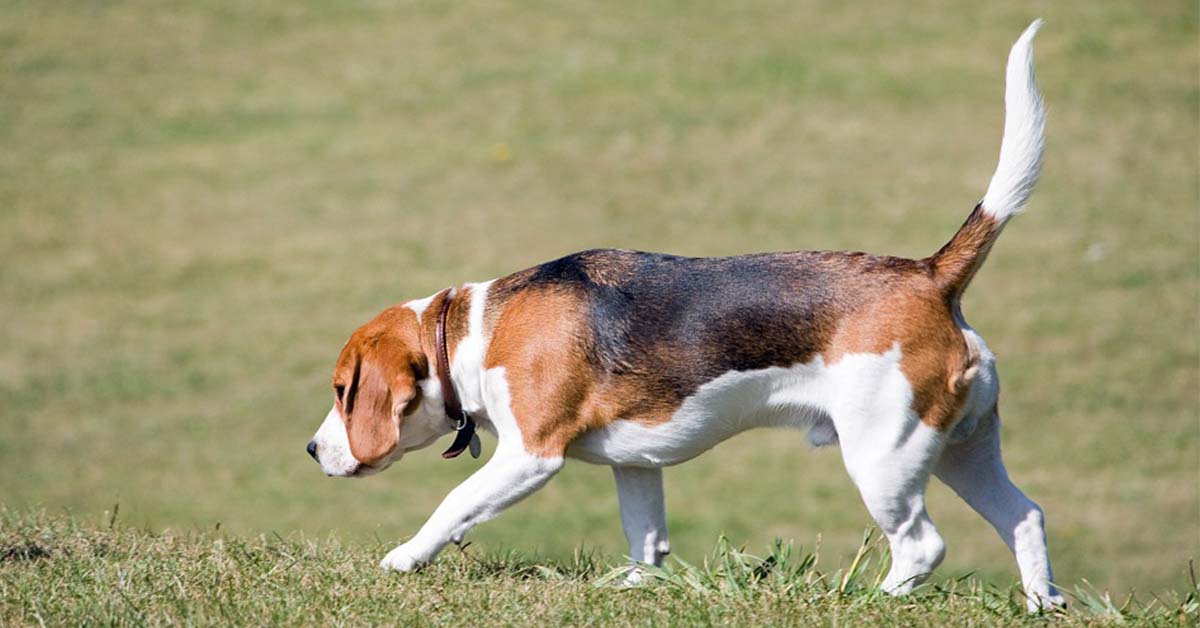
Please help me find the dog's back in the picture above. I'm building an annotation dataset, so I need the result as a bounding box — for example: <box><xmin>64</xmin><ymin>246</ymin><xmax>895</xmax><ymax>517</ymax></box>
<box><xmin>487</xmin><ymin>247</ymin><xmax>970</xmax><ymax>425</ymax></box>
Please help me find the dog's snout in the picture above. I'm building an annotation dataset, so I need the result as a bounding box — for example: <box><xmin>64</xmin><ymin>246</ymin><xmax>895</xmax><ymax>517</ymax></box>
<box><xmin>306</xmin><ymin>440</ymin><xmax>318</xmax><ymax>461</ymax></box>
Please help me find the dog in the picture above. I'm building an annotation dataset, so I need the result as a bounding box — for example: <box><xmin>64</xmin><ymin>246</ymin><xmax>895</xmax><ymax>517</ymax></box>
<box><xmin>307</xmin><ymin>20</ymin><xmax>1063</xmax><ymax>610</ymax></box>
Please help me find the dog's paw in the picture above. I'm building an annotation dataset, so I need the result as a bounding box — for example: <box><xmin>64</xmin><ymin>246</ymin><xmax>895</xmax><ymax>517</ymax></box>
<box><xmin>1026</xmin><ymin>589</ymin><xmax>1067</xmax><ymax>613</ymax></box>
<box><xmin>380</xmin><ymin>544</ymin><xmax>424</xmax><ymax>573</ymax></box>
<box><xmin>618</xmin><ymin>566</ymin><xmax>646</xmax><ymax>588</ymax></box>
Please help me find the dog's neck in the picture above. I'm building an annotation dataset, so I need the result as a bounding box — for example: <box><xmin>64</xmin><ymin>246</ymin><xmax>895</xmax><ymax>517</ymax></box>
<box><xmin>416</xmin><ymin>283</ymin><xmax>490</xmax><ymax>425</ymax></box>
<box><xmin>434</xmin><ymin>288</ymin><xmax>477</xmax><ymax>458</ymax></box>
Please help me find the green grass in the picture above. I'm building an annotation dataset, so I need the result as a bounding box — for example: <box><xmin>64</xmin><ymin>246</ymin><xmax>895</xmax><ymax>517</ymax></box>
<box><xmin>2</xmin><ymin>510</ymin><xmax>1195</xmax><ymax>626</ymax></box>
<box><xmin>1</xmin><ymin>0</ymin><xmax>1197</xmax><ymax>624</ymax></box>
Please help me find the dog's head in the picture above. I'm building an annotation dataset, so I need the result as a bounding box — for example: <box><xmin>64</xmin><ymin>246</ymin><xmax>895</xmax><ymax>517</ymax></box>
<box><xmin>306</xmin><ymin>303</ymin><xmax>449</xmax><ymax>477</ymax></box>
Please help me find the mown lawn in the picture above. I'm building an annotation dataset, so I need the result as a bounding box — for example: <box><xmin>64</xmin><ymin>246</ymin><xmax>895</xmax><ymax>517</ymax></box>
<box><xmin>0</xmin><ymin>0</ymin><xmax>1196</xmax><ymax>621</ymax></box>
<box><xmin>2</xmin><ymin>511</ymin><xmax>1196</xmax><ymax>626</ymax></box>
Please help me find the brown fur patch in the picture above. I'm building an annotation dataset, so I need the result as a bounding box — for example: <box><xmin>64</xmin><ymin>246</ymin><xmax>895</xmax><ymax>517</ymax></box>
<box><xmin>417</xmin><ymin>287</ymin><xmax>472</xmax><ymax>365</ymax></box>
<box><xmin>484</xmin><ymin>288</ymin><xmax>596</xmax><ymax>457</ymax></box>
<box><xmin>824</xmin><ymin>277</ymin><xmax>977</xmax><ymax>431</ymax></box>
<box><xmin>928</xmin><ymin>205</ymin><xmax>1002</xmax><ymax>299</ymax></box>
<box><xmin>333</xmin><ymin>305</ymin><xmax>427</xmax><ymax>465</ymax></box>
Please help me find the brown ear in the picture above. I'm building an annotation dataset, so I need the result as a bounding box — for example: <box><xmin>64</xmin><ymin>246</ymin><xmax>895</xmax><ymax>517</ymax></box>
<box><xmin>344</xmin><ymin>355</ymin><xmax>416</xmax><ymax>465</ymax></box>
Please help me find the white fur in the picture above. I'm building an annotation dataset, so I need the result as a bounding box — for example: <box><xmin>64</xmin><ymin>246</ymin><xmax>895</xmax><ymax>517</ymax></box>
<box><xmin>981</xmin><ymin>19</ymin><xmax>1046</xmax><ymax>223</ymax></box>
<box><xmin>567</xmin><ymin>349</ymin><xmax>904</xmax><ymax>467</ymax></box>
<box><xmin>312</xmin><ymin>406</ymin><xmax>359</xmax><ymax>476</ymax></box>
<box><xmin>451</xmin><ymin>280</ymin><xmax>494</xmax><ymax>418</ymax></box>
<box><xmin>612</xmin><ymin>466</ymin><xmax>670</xmax><ymax>584</ymax></box>
<box><xmin>404</xmin><ymin>293</ymin><xmax>437</xmax><ymax>322</ymax></box>
<box><xmin>936</xmin><ymin>409</ymin><xmax>1064</xmax><ymax>610</ymax></box>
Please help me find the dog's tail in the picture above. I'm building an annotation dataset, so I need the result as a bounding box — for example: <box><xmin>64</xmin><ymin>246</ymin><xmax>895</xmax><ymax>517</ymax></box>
<box><xmin>929</xmin><ymin>19</ymin><xmax>1045</xmax><ymax>299</ymax></box>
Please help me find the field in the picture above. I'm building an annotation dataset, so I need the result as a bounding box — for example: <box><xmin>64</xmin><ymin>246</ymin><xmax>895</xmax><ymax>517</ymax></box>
<box><xmin>3</xmin><ymin>511</ymin><xmax>1197</xmax><ymax>626</ymax></box>
<box><xmin>1</xmin><ymin>1</ymin><xmax>1197</xmax><ymax>625</ymax></box>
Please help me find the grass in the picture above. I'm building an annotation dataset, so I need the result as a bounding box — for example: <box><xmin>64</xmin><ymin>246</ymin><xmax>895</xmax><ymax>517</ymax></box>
<box><xmin>0</xmin><ymin>0</ymin><xmax>1197</xmax><ymax>624</ymax></box>
<box><xmin>2</xmin><ymin>510</ymin><xmax>1196</xmax><ymax>626</ymax></box>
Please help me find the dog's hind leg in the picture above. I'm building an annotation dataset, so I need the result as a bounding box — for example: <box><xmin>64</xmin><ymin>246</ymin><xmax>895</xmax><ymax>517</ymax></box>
<box><xmin>934</xmin><ymin>409</ymin><xmax>1064</xmax><ymax>611</ymax></box>
<box><xmin>837</xmin><ymin>415</ymin><xmax>948</xmax><ymax>595</ymax></box>
<box><xmin>612</xmin><ymin>466</ymin><xmax>670</xmax><ymax>584</ymax></box>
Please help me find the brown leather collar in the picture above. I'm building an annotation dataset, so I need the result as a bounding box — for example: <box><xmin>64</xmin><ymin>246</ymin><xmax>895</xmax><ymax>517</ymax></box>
<box><xmin>435</xmin><ymin>289</ymin><xmax>478</xmax><ymax>459</ymax></box>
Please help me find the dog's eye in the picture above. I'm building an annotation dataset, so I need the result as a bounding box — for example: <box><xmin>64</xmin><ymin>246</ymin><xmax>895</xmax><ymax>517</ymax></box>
<box><xmin>334</xmin><ymin>385</ymin><xmax>346</xmax><ymax>402</ymax></box>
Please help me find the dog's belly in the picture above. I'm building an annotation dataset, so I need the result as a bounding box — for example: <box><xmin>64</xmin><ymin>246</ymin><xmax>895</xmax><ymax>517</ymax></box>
<box><xmin>567</xmin><ymin>361</ymin><xmax>839</xmax><ymax>467</ymax></box>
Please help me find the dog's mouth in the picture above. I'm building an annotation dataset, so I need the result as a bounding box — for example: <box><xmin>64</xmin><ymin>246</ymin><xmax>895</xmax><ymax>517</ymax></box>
<box><xmin>317</xmin><ymin>460</ymin><xmax>371</xmax><ymax>478</ymax></box>
<box><xmin>315</xmin><ymin>448</ymin><xmax>400</xmax><ymax>478</ymax></box>
<box><xmin>341</xmin><ymin>459</ymin><xmax>392</xmax><ymax>478</ymax></box>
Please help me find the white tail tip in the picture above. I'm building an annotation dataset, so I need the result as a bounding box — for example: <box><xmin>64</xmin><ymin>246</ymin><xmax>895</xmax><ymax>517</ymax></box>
<box><xmin>980</xmin><ymin>19</ymin><xmax>1046</xmax><ymax>222</ymax></box>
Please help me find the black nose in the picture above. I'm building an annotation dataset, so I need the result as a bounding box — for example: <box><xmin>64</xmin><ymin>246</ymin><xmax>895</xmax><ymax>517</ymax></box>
<box><xmin>306</xmin><ymin>440</ymin><xmax>318</xmax><ymax>461</ymax></box>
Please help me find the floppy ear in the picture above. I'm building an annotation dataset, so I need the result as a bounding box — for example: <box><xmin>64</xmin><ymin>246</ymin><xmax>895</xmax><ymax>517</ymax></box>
<box><xmin>344</xmin><ymin>355</ymin><xmax>417</xmax><ymax>465</ymax></box>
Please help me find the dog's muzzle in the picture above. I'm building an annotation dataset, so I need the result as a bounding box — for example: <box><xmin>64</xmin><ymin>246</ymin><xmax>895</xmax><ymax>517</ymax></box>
<box><xmin>308</xmin><ymin>405</ymin><xmax>365</xmax><ymax>477</ymax></box>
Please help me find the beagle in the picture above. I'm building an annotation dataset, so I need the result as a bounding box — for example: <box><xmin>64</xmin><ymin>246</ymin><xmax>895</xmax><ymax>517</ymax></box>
<box><xmin>307</xmin><ymin>21</ymin><xmax>1063</xmax><ymax>610</ymax></box>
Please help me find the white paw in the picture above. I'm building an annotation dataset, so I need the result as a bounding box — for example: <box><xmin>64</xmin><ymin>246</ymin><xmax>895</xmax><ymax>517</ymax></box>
<box><xmin>1026</xmin><ymin>590</ymin><xmax>1067</xmax><ymax>613</ymax></box>
<box><xmin>619</xmin><ymin>566</ymin><xmax>646</xmax><ymax>588</ymax></box>
<box><xmin>379</xmin><ymin>544</ymin><xmax>424</xmax><ymax>573</ymax></box>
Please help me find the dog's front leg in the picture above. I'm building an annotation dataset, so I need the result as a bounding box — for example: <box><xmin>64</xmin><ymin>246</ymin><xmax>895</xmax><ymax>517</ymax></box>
<box><xmin>380</xmin><ymin>446</ymin><xmax>563</xmax><ymax>572</ymax></box>
<box><xmin>612</xmin><ymin>465</ymin><xmax>669</xmax><ymax>584</ymax></box>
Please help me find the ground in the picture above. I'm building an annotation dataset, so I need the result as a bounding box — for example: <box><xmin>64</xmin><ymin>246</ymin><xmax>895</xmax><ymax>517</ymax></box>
<box><xmin>2</xmin><ymin>511</ymin><xmax>1195</xmax><ymax>625</ymax></box>
<box><xmin>0</xmin><ymin>1</ymin><xmax>1196</xmax><ymax>625</ymax></box>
